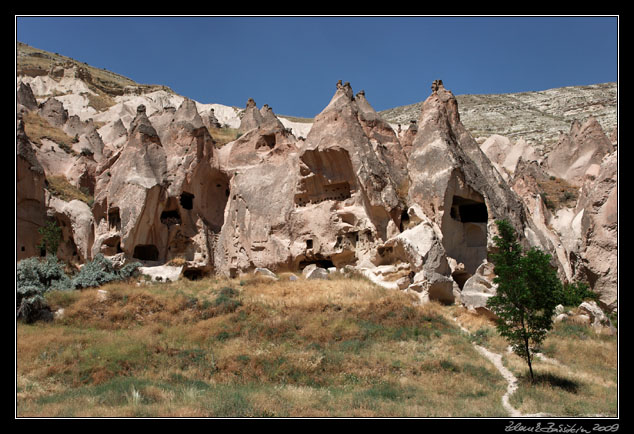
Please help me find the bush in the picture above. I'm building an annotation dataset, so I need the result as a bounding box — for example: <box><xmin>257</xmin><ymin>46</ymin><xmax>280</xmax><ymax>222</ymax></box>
<box><xmin>38</xmin><ymin>220</ymin><xmax>62</xmax><ymax>256</ymax></box>
<box><xmin>72</xmin><ymin>254</ymin><xmax>141</xmax><ymax>289</ymax></box>
<box><xmin>16</xmin><ymin>256</ymin><xmax>72</xmax><ymax>323</ymax></box>
<box><xmin>558</xmin><ymin>281</ymin><xmax>598</xmax><ymax>307</ymax></box>
<box><xmin>16</xmin><ymin>254</ymin><xmax>141</xmax><ymax>322</ymax></box>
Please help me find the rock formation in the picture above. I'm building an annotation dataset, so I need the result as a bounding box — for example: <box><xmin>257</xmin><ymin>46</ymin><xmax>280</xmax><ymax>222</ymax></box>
<box><xmin>15</xmin><ymin>54</ymin><xmax>618</xmax><ymax>313</ymax></box>
<box><xmin>546</xmin><ymin>116</ymin><xmax>614</xmax><ymax>186</ymax></box>
<box><xmin>16</xmin><ymin>116</ymin><xmax>47</xmax><ymax>260</ymax></box>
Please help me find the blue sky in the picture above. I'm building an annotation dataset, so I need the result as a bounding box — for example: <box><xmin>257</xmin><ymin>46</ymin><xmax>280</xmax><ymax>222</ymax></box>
<box><xmin>16</xmin><ymin>16</ymin><xmax>618</xmax><ymax>118</ymax></box>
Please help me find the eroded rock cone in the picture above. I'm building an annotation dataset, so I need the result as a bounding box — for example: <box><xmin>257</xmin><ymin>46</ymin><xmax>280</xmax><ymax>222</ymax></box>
<box><xmin>546</xmin><ymin>116</ymin><xmax>614</xmax><ymax>186</ymax></box>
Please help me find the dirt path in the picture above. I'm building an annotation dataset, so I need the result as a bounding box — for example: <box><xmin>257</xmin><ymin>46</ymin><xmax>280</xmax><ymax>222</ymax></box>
<box><xmin>453</xmin><ymin>319</ymin><xmax>551</xmax><ymax>418</ymax></box>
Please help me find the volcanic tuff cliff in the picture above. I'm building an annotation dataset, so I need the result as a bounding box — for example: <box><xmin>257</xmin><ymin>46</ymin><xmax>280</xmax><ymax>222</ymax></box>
<box><xmin>15</xmin><ymin>42</ymin><xmax>618</xmax><ymax>311</ymax></box>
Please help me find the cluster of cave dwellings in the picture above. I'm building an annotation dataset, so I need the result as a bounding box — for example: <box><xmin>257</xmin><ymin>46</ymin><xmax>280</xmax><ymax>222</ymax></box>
<box><xmin>295</xmin><ymin>181</ymin><xmax>352</xmax><ymax>207</ymax></box>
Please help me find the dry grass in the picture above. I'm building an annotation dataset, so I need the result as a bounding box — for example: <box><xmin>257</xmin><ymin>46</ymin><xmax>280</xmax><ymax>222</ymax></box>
<box><xmin>45</xmin><ymin>175</ymin><xmax>93</xmax><ymax>205</ymax></box>
<box><xmin>22</xmin><ymin>111</ymin><xmax>76</xmax><ymax>152</ymax></box>
<box><xmin>16</xmin><ymin>274</ymin><xmax>616</xmax><ymax>418</ymax></box>
<box><xmin>208</xmin><ymin>126</ymin><xmax>241</xmax><ymax>147</ymax></box>
<box><xmin>537</xmin><ymin>176</ymin><xmax>579</xmax><ymax>210</ymax></box>
<box><xmin>83</xmin><ymin>90</ymin><xmax>116</xmax><ymax>112</ymax></box>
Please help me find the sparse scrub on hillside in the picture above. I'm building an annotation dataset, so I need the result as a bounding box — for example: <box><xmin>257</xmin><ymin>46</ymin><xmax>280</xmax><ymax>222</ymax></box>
<box><xmin>45</xmin><ymin>176</ymin><xmax>93</xmax><ymax>205</ymax></box>
<box><xmin>16</xmin><ymin>254</ymin><xmax>141</xmax><ymax>323</ymax></box>
<box><xmin>83</xmin><ymin>90</ymin><xmax>116</xmax><ymax>112</ymax></box>
<box><xmin>22</xmin><ymin>111</ymin><xmax>76</xmax><ymax>151</ymax></box>
<box><xmin>208</xmin><ymin>126</ymin><xmax>241</xmax><ymax>147</ymax></box>
<box><xmin>16</xmin><ymin>275</ymin><xmax>520</xmax><ymax>417</ymax></box>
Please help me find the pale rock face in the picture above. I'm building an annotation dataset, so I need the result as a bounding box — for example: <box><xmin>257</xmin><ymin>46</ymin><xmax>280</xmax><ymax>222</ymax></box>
<box><xmin>546</xmin><ymin>116</ymin><xmax>614</xmax><ymax>186</ymax></box>
<box><xmin>569</xmin><ymin>152</ymin><xmax>617</xmax><ymax>310</ymax></box>
<box><xmin>91</xmin><ymin>101</ymin><xmax>229</xmax><ymax>277</ymax></box>
<box><xmin>213</xmin><ymin>82</ymin><xmax>406</xmax><ymax>278</ymax></box>
<box><xmin>480</xmin><ymin>134</ymin><xmax>539</xmax><ymax>181</ymax></box>
<box><xmin>407</xmin><ymin>80</ymin><xmax>528</xmax><ymax>280</ymax></box>
<box><xmin>16</xmin><ymin>118</ymin><xmax>47</xmax><ymax>260</ymax></box>
<box><xmin>46</xmin><ymin>195</ymin><xmax>94</xmax><ymax>264</ymax></box>
<box><xmin>238</xmin><ymin>98</ymin><xmax>266</xmax><ymax>134</ymax></box>
<box><xmin>460</xmin><ymin>261</ymin><xmax>498</xmax><ymax>311</ymax></box>
<box><xmin>17</xmin><ymin>81</ymin><xmax>38</xmax><ymax>112</ymax></box>
<box><xmin>38</xmin><ymin>97</ymin><xmax>69</xmax><ymax>128</ymax></box>
<box><xmin>15</xmin><ymin>64</ymin><xmax>617</xmax><ymax>313</ymax></box>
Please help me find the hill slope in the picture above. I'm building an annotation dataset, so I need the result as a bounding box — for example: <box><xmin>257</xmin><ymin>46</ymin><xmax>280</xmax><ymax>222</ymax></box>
<box><xmin>379</xmin><ymin>82</ymin><xmax>617</xmax><ymax>149</ymax></box>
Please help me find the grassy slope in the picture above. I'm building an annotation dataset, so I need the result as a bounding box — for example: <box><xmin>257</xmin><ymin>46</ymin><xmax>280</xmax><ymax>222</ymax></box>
<box><xmin>16</xmin><ymin>273</ymin><xmax>616</xmax><ymax>418</ymax></box>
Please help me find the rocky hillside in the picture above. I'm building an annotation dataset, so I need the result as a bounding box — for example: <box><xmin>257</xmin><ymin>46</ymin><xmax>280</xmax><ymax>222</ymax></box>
<box><xmin>16</xmin><ymin>42</ymin><xmax>618</xmax><ymax>313</ymax></box>
<box><xmin>380</xmin><ymin>82</ymin><xmax>617</xmax><ymax>150</ymax></box>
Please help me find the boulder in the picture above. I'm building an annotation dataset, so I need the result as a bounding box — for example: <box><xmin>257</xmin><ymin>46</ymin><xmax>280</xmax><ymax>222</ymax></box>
<box><xmin>138</xmin><ymin>264</ymin><xmax>184</xmax><ymax>282</ymax></box>
<box><xmin>460</xmin><ymin>261</ymin><xmax>497</xmax><ymax>311</ymax></box>
<box><xmin>302</xmin><ymin>264</ymin><xmax>329</xmax><ymax>280</ymax></box>
<box><xmin>578</xmin><ymin>301</ymin><xmax>616</xmax><ymax>334</ymax></box>
<box><xmin>254</xmin><ymin>267</ymin><xmax>279</xmax><ymax>280</ymax></box>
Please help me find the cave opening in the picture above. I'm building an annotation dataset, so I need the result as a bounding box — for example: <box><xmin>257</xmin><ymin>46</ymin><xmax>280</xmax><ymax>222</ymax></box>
<box><xmin>180</xmin><ymin>192</ymin><xmax>194</xmax><ymax>210</ymax></box>
<box><xmin>399</xmin><ymin>208</ymin><xmax>410</xmax><ymax>232</ymax></box>
<box><xmin>306</xmin><ymin>239</ymin><xmax>313</xmax><ymax>249</ymax></box>
<box><xmin>108</xmin><ymin>207</ymin><xmax>121</xmax><ymax>230</ymax></box>
<box><xmin>450</xmin><ymin>196</ymin><xmax>488</xmax><ymax>223</ymax></box>
<box><xmin>133</xmin><ymin>244</ymin><xmax>159</xmax><ymax>261</ymax></box>
<box><xmin>183</xmin><ymin>269</ymin><xmax>204</xmax><ymax>281</ymax></box>
<box><xmin>299</xmin><ymin>258</ymin><xmax>334</xmax><ymax>270</ymax></box>
<box><xmin>452</xmin><ymin>270</ymin><xmax>472</xmax><ymax>290</ymax></box>
<box><xmin>255</xmin><ymin>133</ymin><xmax>276</xmax><ymax>149</ymax></box>
<box><xmin>160</xmin><ymin>209</ymin><xmax>182</xmax><ymax>225</ymax></box>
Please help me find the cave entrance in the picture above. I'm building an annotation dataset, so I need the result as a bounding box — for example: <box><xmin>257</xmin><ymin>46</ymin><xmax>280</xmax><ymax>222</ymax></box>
<box><xmin>183</xmin><ymin>269</ymin><xmax>204</xmax><ymax>281</ymax></box>
<box><xmin>255</xmin><ymin>133</ymin><xmax>276</xmax><ymax>149</ymax></box>
<box><xmin>399</xmin><ymin>209</ymin><xmax>410</xmax><ymax>232</ymax></box>
<box><xmin>160</xmin><ymin>209</ymin><xmax>182</xmax><ymax>226</ymax></box>
<box><xmin>450</xmin><ymin>196</ymin><xmax>488</xmax><ymax>223</ymax></box>
<box><xmin>180</xmin><ymin>192</ymin><xmax>194</xmax><ymax>210</ymax></box>
<box><xmin>443</xmin><ymin>194</ymin><xmax>488</xmax><ymax>276</ymax></box>
<box><xmin>452</xmin><ymin>270</ymin><xmax>472</xmax><ymax>290</ymax></box>
<box><xmin>299</xmin><ymin>258</ymin><xmax>334</xmax><ymax>270</ymax></box>
<box><xmin>108</xmin><ymin>207</ymin><xmax>121</xmax><ymax>230</ymax></box>
<box><xmin>133</xmin><ymin>244</ymin><xmax>159</xmax><ymax>261</ymax></box>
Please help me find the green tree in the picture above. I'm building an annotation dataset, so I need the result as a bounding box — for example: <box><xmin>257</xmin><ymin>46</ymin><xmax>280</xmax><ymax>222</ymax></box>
<box><xmin>37</xmin><ymin>219</ymin><xmax>62</xmax><ymax>256</ymax></box>
<box><xmin>486</xmin><ymin>219</ymin><xmax>563</xmax><ymax>382</ymax></box>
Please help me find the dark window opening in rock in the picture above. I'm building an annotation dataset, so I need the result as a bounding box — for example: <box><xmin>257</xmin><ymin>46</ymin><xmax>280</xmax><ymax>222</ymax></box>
<box><xmin>133</xmin><ymin>244</ymin><xmax>159</xmax><ymax>261</ymax></box>
<box><xmin>399</xmin><ymin>209</ymin><xmax>410</xmax><ymax>232</ymax></box>
<box><xmin>451</xmin><ymin>196</ymin><xmax>488</xmax><ymax>223</ymax></box>
<box><xmin>452</xmin><ymin>271</ymin><xmax>472</xmax><ymax>290</ymax></box>
<box><xmin>255</xmin><ymin>134</ymin><xmax>276</xmax><ymax>149</ymax></box>
<box><xmin>299</xmin><ymin>258</ymin><xmax>334</xmax><ymax>270</ymax></box>
<box><xmin>108</xmin><ymin>208</ymin><xmax>121</xmax><ymax>230</ymax></box>
<box><xmin>161</xmin><ymin>209</ymin><xmax>181</xmax><ymax>225</ymax></box>
<box><xmin>180</xmin><ymin>192</ymin><xmax>194</xmax><ymax>210</ymax></box>
<box><xmin>183</xmin><ymin>269</ymin><xmax>204</xmax><ymax>281</ymax></box>
<box><xmin>306</xmin><ymin>239</ymin><xmax>313</xmax><ymax>249</ymax></box>
<box><xmin>40</xmin><ymin>247</ymin><xmax>46</xmax><ymax>257</ymax></box>
<box><xmin>21</xmin><ymin>246</ymin><xmax>25</xmax><ymax>252</ymax></box>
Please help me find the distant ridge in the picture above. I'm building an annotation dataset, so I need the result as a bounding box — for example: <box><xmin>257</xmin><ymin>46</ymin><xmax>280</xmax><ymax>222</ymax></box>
<box><xmin>379</xmin><ymin>82</ymin><xmax>617</xmax><ymax>149</ymax></box>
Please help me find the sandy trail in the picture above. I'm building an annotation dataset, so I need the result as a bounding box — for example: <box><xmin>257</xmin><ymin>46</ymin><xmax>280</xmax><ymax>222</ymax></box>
<box><xmin>453</xmin><ymin>319</ymin><xmax>551</xmax><ymax>418</ymax></box>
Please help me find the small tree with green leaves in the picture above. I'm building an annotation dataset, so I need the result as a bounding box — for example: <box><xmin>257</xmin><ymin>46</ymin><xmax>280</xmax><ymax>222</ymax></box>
<box><xmin>486</xmin><ymin>219</ymin><xmax>563</xmax><ymax>382</ymax></box>
<box><xmin>37</xmin><ymin>219</ymin><xmax>62</xmax><ymax>256</ymax></box>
